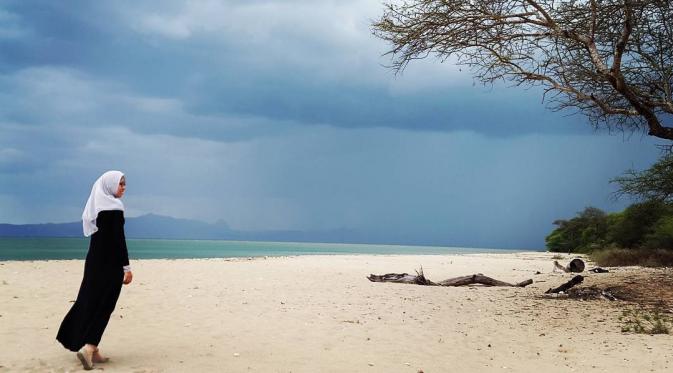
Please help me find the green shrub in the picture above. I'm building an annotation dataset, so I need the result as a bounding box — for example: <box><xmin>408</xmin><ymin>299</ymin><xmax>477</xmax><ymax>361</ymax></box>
<box><xmin>620</xmin><ymin>308</ymin><xmax>671</xmax><ymax>334</ymax></box>
<box><xmin>545</xmin><ymin>229</ymin><xmax>569</xmax><ymax>253</ymax></box>
<box><xmin>643</xmin><ymin>216</ymin><xmax>673</xmax><ymax>250</ymax></box>
<box><xmin>607</xmin><ymin>200</ymin><xmax>672</xmax><ymax>249</ymax></box>
<box><xmin>546</xmin><ymin>200</ymin><xmax>673</xmax><ymax>258</ymax></box>
<box><xmin>546</xmin><ymin>207</ymin><xmax>608</xmax><ymax>253</ymax></box>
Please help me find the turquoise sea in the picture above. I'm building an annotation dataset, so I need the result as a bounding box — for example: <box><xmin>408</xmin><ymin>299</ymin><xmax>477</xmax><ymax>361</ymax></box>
<box><xmin>0</xmin><ymin>237</ymin><xmax>523</xmax><ymax>261</ymax></box>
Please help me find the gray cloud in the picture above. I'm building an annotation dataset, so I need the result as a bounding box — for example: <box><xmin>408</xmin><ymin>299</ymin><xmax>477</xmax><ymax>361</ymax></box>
<box><xmin>0</xmin><ymin>1</ymin><xmax>664</xmax><ymax>248</ymax></box>
<box><xmin>0</xmin><ymin>0</ymin><xmax>595</xmax><ymax>136</ymax></box>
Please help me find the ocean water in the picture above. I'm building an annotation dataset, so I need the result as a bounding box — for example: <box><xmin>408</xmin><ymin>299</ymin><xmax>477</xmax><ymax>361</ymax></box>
<box><xmin>0</xmin><ymin>237</ymin><xmax>522</xmax><ymax>261</ymax></box>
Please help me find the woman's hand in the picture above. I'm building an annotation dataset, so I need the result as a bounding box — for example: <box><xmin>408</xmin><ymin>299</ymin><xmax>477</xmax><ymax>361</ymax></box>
<box><xmin>123</xmin><ymin>271</ymin><xmax>133</xmax><ymax>285</ymax></box>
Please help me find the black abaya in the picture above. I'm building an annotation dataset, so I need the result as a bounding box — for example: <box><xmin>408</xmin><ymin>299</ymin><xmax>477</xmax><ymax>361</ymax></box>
<box><xmin>56</xmin><ymin>210</ymin><xmax>129</xmax><ymax>351</ymax></box>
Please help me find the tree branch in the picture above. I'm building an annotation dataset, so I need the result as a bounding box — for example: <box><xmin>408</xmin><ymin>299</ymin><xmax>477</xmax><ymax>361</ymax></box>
<box><xmin>373</xmin><ymin>0</ymin><xmax>673</xmax><ymax>141</ymax></box>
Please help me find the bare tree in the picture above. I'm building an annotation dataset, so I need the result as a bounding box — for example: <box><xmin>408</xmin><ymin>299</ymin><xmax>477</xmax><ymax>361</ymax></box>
<box><xmin>372</xmin><ymin>0</ymin><xmax>673</xmax><ymax>140</ymax></box>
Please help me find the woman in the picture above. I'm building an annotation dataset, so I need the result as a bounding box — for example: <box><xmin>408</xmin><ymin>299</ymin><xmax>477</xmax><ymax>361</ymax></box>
<box><xmin>56</xmin><ymin>170</ymin><xmax>133</xmax><ymax>370</ymax></box>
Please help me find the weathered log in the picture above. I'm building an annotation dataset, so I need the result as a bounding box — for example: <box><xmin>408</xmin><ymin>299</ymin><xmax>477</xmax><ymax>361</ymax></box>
<box><xmin>367</xmin><ymin>269</ymin><xmax>532</xmax><ymax>288</ymax></box>
<box><xmin>366</xmin><ymin>271</ymin><xmax>436</xmax><ymax>285</ymax></box>
<box><xmin>437</xmin><ymin>274</ymin><xmax>533</xmax><ymax>287</ymax></box>
<box><xmin>437</xmin><ymin>274</ymin><xmax>495</xmax><ymax>287</ymax></box>
<box><xmin>553</xmin><ymin>258</ymin><xmax>585</xmax><ymax>273</ymax></box>
<box><xmin>545</xmin><ymin>275</ymin><xmax>584</xmax><ymax>294</ymax></box>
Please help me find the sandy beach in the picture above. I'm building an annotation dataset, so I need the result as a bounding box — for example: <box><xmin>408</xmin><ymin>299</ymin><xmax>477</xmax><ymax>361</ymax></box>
<box><xmin>1</xmin><ymin>252</ymin><xmax>672</xmax><ymax>372</ymax></box>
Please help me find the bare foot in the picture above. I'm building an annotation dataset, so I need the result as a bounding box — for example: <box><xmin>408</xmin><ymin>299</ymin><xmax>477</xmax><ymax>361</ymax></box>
<box><xmin>93</xmin><ymin>349</ymin><xmax>110</xmax><ymax>363</ymax></box>
<box><xmin>76</xmin><ymin>347</ymin><xmax>94</xmax><ymax>370</ymax></box>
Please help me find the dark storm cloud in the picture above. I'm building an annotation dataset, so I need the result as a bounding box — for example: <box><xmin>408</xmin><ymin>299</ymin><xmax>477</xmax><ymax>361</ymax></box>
<box><xmin>1</xmin><ymin>0</ymin><xmax>590</xmax><ymax>137</ymax></box>
<box><xmin>0</xmin><ymin>1</ymin><xmax>662</xmax><ymax>249</ymax></box>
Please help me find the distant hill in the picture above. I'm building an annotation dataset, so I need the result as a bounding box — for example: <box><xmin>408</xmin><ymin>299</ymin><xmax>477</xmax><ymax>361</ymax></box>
<box><xmin>0</xmin><ymin>213</ymin><xmax>237</xmax><ymax>239</ymax></box>
<box><xmin>0</xmin><ymin>221</ymin><xmax>82</xmax><ymax>237</ymax></box>
<box><xmin>123</xmin><ymin>213</ymin><xmax>233</xmax><ymax>240</ymax></box>
<box><xmin>3</xmin><ymin>213</ymin><xmax>530</xmax><ymax>248</ymax></box>
<box><xmin>0</xmin><ymin>214</ymin><xmax>535</xmax><ymax>248</ymax></box>
<box><xmin>0</xmin><ymin>213</ymin><xmax>373</xmax><ymax>244</ymax></box>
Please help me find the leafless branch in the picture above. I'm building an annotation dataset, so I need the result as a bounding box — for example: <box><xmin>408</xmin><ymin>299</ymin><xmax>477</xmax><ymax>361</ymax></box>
<box><xmin>372</xmin><ymin>0</ymin><xmax>673</xmax><ymax>141</ymax></box>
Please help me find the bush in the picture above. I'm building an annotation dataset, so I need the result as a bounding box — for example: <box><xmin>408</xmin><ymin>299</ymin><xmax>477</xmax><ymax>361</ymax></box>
<box><xmin>546</xmin><ymin>207</ymin><xmax>608</xmax><ymax>253</ymax></box>
<box><xmin>607</xmin><ymin>200</ymin><xmax>672</xmax><ymax>249</ymax></box>
<box><xmin>545</xmin><ymin>229</ymin><xmax>569</xmax><ymax>253</ymax></box>
<box><xmin>619</xmin><ymin>308</ymin><xmax>672</xmax><ymax>334</ymax></box>
<box><xmin>643</xmin><ymin>216</ymin><xmax>673</xmax><ymax>250</ymax></box>
<box><xmin>547</xmin><ymin>201</ymin><xmax>673</xmax><ymax>260</ymax></box>
<box><xmin>591</xmin><ymin>247</ymin><xmax>673</xmax><ymax>267</ymax></box>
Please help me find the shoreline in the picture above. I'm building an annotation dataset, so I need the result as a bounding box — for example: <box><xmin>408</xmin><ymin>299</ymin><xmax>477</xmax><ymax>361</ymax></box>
<box><xmin>1</xmin><ymin>252</ymin><xmax>671</xmax><ymax>372</ymax></box>
<box><xmin>0</xmin><ymin>250</ymin><xmax>544</xmax><ymax>263</ymax></box>
<box><xmin>0</xmin><ymin>236</ymin><xmax>543</xmax><ymax>261</ymax></box>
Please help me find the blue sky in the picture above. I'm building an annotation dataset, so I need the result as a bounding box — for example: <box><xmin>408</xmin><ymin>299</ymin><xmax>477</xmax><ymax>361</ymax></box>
<box><xmin>0</xmin><ymin>0</ymin><xmax>661</xmax><ymax>249</ymax></box>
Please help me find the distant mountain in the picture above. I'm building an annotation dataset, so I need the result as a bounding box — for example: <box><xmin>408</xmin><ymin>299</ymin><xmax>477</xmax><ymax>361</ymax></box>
<box><xmin>0</xmin><ymin>214</ymin><xmax>537</xmax><ymax>248</ymax></box>
<box><xmin>5</xmin><ymin>213</ymin><xmax>526</xmax><ymax>247</ymax></box>
<box><xmin>0</xmin><ymin>214</ymin><xmax>232</xmax><ymax>239</ymax></box>
<box><xmin>0</xmin><ymin>221</ymin><xmax>82</xmax><ymax>237</ymax></box>
<box><xmin>0</xmin><ymin>213</ymin><xmax>375</xmax><ymax>244</ymax></box>
<box><xmin>123</xmin><ymin>213</ymin><xmax>233</xmax><ymax>240</ymax></box>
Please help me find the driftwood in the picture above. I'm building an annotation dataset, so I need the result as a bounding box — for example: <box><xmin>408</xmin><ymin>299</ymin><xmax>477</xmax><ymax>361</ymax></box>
<box><xmin>437</xmin><ymin>274</ymin><xmax>533</xmax><ymax>287</ymax></box>
<box><xmin>553</xmin><ymin>258</ymin><xmax>585</xmax><ymax>273</ymax></box>
<box><xmin>367</xmin><ymin>269</ymin><xmax>533</xmax><ymax>288</ymax></box>
<box><xmin>367</xmin><ymin>271</ymin><xmax>436</xmax><ymax>285</ymax></box>
<box><xmin>545</xmin><ymin>275</ymin><xmax>584</xmax><ymax>294</ymax></box>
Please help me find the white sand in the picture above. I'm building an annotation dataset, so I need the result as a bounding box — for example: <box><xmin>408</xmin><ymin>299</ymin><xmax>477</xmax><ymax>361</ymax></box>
<box><xmin>1</xmin><ymin>252</ymin><xmax>672</xmax><ymax>372</ymax></box>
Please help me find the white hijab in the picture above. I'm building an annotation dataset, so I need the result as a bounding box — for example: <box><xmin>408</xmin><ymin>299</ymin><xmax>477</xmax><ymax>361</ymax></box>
<box><xmin>82</xmin><ymin>170</ymin><xmax>125</xmax><ymax>237</ymax></box>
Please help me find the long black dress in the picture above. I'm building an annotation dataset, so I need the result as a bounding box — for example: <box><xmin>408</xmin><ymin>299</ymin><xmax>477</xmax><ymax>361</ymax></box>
<box><xmin>56</xmin><ymin>210</ymin><xmax>129</xmax><ymax>351</ymax></box>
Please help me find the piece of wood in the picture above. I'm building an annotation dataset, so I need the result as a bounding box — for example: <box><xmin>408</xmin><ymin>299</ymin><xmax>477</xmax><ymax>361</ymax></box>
<box><xmin>545</xmin><ymin>275</ymin><xmax>584</xmax><ymax>294</ymax></box>
<box><xmin>366</xmin><ymin>270</ymin><xmax>436</xmax><ymax>285</ymax></box>
<box><xmin>553</xmin><ymin>260</ymin><xmax>566</xmax><ymax>272</ymax></box>
<box><xmin>553</xmin><ymin>258</ymin><xmax>585</xmax><ymax>273</ymax></box>
<box><xmin>367</xmin><ymin>269</ymin><xmax>533</xmax><ymax>288</ymax></box>
<box><xmin>437</xmin><ymin>274</ymin><xmax>533</xmax><ymax>287</ymax></box>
